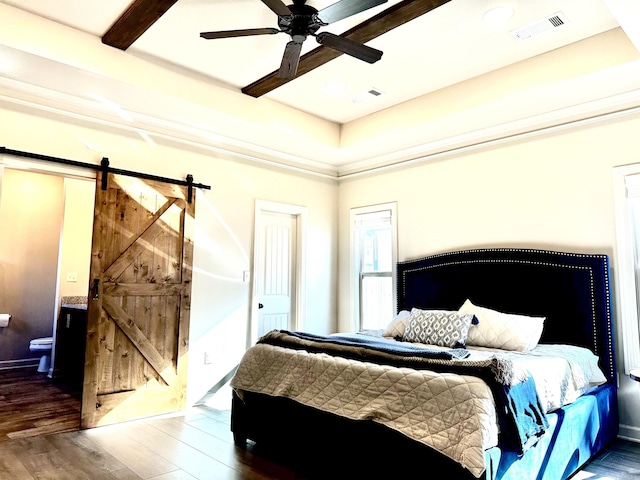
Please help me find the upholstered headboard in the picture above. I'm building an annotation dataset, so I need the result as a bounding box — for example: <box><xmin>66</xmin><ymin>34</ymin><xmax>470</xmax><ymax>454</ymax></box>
<box><xmin>396</xmin><ymin>248</ymin><xmax>616</xmax><ymax>383</ymax></box>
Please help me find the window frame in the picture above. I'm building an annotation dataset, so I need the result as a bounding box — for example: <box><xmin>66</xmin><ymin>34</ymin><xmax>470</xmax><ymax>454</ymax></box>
<box><xmin>613</xmin><ymin>164</ymin><xmax>640</xmax><ymax>375</ymax></box>
<box><xmin>349</xmin><ymin>202</ymin><xmax>398</xmax><ymax>332</ymax></box>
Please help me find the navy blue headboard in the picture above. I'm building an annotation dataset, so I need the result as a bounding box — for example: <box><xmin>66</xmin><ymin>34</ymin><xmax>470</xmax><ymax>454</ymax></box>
<box><xmin>396</xmin><ymin>248</ymin><xmax>616</xmax><ymax>383</ymax></box>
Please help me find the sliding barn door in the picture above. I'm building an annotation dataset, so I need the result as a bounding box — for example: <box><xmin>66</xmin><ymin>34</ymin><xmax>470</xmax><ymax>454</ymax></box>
<box><xmin>81</xmin><ymin>172</ymin><xmax>195</xmax><ymax>428</ymax></box>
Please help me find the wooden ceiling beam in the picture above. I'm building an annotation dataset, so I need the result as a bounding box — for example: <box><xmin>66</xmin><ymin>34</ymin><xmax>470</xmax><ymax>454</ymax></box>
<box><xmin>242</xmin><ymin>0</ymin><xmax>450</xmax><ymax>98</ymax></box>
<box><xmin>102</xmin><ymin>0</ymin><xmax>179</xmax><ymax>50</ymax></box>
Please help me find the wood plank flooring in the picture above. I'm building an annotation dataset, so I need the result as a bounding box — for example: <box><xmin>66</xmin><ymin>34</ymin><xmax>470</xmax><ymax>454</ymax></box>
<box><xmin>0</xmin><ymin>368</ymin><xmax>639</xmax><ymax>479</ymax></box>
<box><xmin>0</xmin><ymin>368</ymin><xmax>81</xmax><ymax>442</ymax></box>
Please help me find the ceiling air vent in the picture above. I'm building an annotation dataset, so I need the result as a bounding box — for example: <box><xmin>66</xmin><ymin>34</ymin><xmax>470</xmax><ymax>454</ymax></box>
<box><xmin>350</xmin><ymin>87</ymin><xmax>384</xmax><ymax>104</ymax></box>
<box><xmin>510</xmin><ymin>12</ymin><xmax>568</xmax><ymax>41</ymax></box>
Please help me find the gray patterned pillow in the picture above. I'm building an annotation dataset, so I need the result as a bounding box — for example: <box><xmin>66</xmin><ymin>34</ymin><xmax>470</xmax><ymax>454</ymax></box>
<box><xmin>402</xmin><ymin>308</ymin><xmax>474</xmax><ymax>348</ymax></box>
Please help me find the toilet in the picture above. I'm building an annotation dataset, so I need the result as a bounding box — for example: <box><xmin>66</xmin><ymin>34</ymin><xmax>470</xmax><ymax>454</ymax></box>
<box><xmin>29</xmin><ymin>337</ymin><xmax>53</xmax><ymax>373</ymax></box>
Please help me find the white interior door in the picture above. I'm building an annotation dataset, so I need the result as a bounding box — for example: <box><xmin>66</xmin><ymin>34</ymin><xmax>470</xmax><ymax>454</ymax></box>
<box><xmin>252</xmin><ymin>201</ymin><xmax>306</xmax><ymax>344</ymax></box>
<box><xmin>257</xmin><ymin>211</ymin><xmax>296</xmax><ymax>337</ymax></box>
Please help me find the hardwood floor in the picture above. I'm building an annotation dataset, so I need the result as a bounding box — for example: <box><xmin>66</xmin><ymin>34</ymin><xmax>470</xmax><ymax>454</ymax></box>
<box><xmin>0</xmin><ymin>369</ymin><xmax>639</xmax><ymax>479</ymax></box>
<box><xmin>0</xmin><ymin>368</ymin><xmax>81</xmax><ymax>442</ymax></box>
<box><xmin>574</xmin><ymin>439</ymin><xmax>640</xmax><ymax>480</ymax></box>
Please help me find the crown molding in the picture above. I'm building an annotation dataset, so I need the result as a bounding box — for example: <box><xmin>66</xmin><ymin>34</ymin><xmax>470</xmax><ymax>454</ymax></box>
<box><xmin>2</xmin><ymin>44</ymin><xmax>640</xmax><ymax>181</ymax></box>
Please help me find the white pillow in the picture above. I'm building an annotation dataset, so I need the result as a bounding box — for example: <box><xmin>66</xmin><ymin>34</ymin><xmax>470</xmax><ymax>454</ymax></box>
<box><xmin>459</xmin><ymin>299</ymin><xmax>545</xmax><ymax>352</ymax></box>
<box><xmin>383</xmin><ymin>310</ymin><xmax>411</xmax><ymax>338</ymax></box>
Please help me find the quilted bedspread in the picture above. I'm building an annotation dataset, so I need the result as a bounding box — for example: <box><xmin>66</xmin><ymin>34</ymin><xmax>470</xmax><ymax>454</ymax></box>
<box><xmin>231</xmin><ymin>330</ymin><xmax>605</xmax><ymax>478</ymax></box>
<box><xmin>232</xmin><ymin>332</ymin><xmax>517</xmax><ymax>477</ymax></box>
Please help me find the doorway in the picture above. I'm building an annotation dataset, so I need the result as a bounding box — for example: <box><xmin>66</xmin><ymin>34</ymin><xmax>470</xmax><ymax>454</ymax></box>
<box><xmin>251</xmin><ymin>200</ymin><xmax>306</xmax><ymax>345</ymax></box>
<box><xmin>0</xmin><ymin>163</ymin><xmax>94</xmax><ymax>439</ymax></box>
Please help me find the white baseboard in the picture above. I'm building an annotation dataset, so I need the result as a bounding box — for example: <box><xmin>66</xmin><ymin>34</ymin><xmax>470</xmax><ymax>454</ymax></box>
<box><xmin>618</xmin><ymin>423</ymin><xmax>640</xmax><ymax>443</ymax></box>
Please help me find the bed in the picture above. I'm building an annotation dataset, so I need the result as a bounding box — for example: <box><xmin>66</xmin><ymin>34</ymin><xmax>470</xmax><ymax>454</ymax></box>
<box><xmin>230</xmin><ymin>248</ymin><xmax>618</xmax><ymax>480</ymax></box>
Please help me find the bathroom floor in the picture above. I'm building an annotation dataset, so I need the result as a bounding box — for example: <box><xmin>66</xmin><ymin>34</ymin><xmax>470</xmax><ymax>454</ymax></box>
<box><xmin>0</xmin><ymin>367</ymin><xmax>81</xmax><ymax>442</ymax></box>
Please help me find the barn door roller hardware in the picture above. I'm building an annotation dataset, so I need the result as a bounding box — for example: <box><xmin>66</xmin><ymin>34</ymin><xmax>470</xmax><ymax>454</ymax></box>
<box><xmin>0</xmin><ymin>147</ymin><xmax>211</xmax><ymax>202</ymax></box>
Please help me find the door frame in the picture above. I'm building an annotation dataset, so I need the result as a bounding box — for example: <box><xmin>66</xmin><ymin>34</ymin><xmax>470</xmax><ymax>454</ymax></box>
<box><xmin>0</xmin><ymin>155</ymin><xmax>95</xmax><ymax>376</ymax></box>
<box><xmin>251</xmin><ymin>200</ymin><xmax>306</xmax><ymax>346</ymax></box>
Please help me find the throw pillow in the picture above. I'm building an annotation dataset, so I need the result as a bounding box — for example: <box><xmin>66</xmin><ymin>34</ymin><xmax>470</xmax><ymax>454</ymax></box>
<box><xmin>402</xmin><ymin>308</ymin><xmax>474</xmax><ymax>348</ymax></box>
<box><xmin>459</xmin><ymin>299</ymin><xmax>545</xmax><ymax>351</ymax></box>
<box><xmin>383</xmin><ymin>310</ymin><xmax>412</xmax><ymax>338</ymax></box>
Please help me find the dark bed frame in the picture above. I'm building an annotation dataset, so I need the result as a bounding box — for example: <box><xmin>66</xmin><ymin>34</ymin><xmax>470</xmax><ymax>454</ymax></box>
<box><xmin>231</xmin><ymin>248</ymin><xmax>618</xmax><ymax>480</ymax></box>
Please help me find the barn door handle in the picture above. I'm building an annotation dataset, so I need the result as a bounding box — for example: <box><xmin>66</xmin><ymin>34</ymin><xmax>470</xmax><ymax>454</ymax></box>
<box><xmin>91</xmin><ymin>279</ymin><xmax>100</xmax><ymax>300</ymax></box>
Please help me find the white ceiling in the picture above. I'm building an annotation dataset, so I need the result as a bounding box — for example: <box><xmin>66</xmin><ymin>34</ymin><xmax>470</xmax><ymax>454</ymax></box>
<box><xmin>0</xmin><ymin>0</ymin><xmax>623</xmax><ymax>124</ymax></box>
<box><xmin>0</xmin><ymin>0</ymin><xmax>640</xmax><ymax>177</ymax></box>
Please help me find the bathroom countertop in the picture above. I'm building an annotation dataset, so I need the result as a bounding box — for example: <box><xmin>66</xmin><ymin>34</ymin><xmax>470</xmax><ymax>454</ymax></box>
<box><xmin>60</xmin><ymin>296</ymin><xmax>88</xmax><ymax>310</ymax></box>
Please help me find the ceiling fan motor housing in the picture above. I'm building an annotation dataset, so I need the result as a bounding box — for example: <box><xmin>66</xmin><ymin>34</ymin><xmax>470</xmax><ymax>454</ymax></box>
<box><xmin>278</xmin><ymin>2</ymin><xmax>324</xmax><ymax>40</ymax></box>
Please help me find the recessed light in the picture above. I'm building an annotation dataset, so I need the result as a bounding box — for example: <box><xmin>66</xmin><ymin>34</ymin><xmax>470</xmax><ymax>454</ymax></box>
<box><xmin>483</xmin><ymin>6</ymin><xmax>514</xmax><ymax>29</ymax></box>
<box><xmin>323</xmin><ymin>80</ymin><xmax>347</xmax><ymax>97</ymax></box>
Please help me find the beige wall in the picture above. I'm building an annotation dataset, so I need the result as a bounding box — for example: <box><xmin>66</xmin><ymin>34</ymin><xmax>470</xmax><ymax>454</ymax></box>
<box><xmin>57</xmin><ymin>177</ymin><xmax>94</xmax><ymax>299</ymax></box>
<box><xmin>0</xmin><ymin>168</ymin><xmax>64</xmax><ymax>365</ymax></box>
<box><xmin>338</xmin><ymin>111</ymin><xmax>640</xmax><ymax>441</ymax></box>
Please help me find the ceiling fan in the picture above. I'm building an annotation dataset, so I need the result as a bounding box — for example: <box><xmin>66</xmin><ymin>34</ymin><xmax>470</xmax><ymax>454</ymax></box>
<box><xmin>200</xmin><ymin>0</ymin><xmax>387</xmax><ymax>79</ymax></box>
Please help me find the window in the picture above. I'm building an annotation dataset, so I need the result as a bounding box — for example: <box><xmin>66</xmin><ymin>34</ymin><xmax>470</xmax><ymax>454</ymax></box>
<box><xmin>613</xmin><ymin>166</ymin><xmax>640</xmax><ymax>374</ymax></box>
<box><xmin>350</xmin><ymin>203</ymin><xmax>397</xmax><ymax>331</ymax></box>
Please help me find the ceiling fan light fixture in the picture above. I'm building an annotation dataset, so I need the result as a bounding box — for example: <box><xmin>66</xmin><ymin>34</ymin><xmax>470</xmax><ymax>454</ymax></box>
<box><xmin>483</xmin><ymin>6</ymin><xmax>514</xmax><ymax>29</ymax></box>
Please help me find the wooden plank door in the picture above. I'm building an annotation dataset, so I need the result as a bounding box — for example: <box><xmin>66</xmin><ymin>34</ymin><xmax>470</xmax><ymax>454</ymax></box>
<box><xmin>81</xmin><ymin>172</ymin><xmax>195</xmax><ymax>428</ymax></box>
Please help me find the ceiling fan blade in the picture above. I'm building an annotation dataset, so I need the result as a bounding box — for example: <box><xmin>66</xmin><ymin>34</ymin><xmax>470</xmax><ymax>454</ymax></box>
<box><xmin>200</xmin><ymin>28</ymin><xmax>280</xmax><ymax>39</ymax></box>
<box><xmin>317</xmin><ymin>0</ymin><xmax>388</xmax><ymax>24</ymax></box>
<box><xmin>262</xmin><ymin>0</ymin><xmax>293</xmax><ymax>17</ymax></box>
<box><xmin>278</xmin><ymin>41</ymin><xmax>303</xmax><ymax>79</ymax></box>
<box><xmin>315</xmin><ymin>32</ymin><xmax>382</xmax><ymax>63</ymax></box>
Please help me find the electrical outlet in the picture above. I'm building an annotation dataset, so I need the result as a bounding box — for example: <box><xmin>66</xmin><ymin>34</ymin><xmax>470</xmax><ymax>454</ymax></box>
<box><xmin>66</xmin><ymin>272</ymin><xmax>78</xmax><ymax>282</ymax></box>
<box><xmin>204</xmin><ymin>351</ymin><xmax>212</xmax><ymax>365</ymax></box>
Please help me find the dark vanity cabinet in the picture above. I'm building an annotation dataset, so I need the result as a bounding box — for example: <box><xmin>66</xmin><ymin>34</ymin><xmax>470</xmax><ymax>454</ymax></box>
<box><xmin>54</xmin><ymin>305</ymin><xmax>87</xmax><ymax>387</ymax></box>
